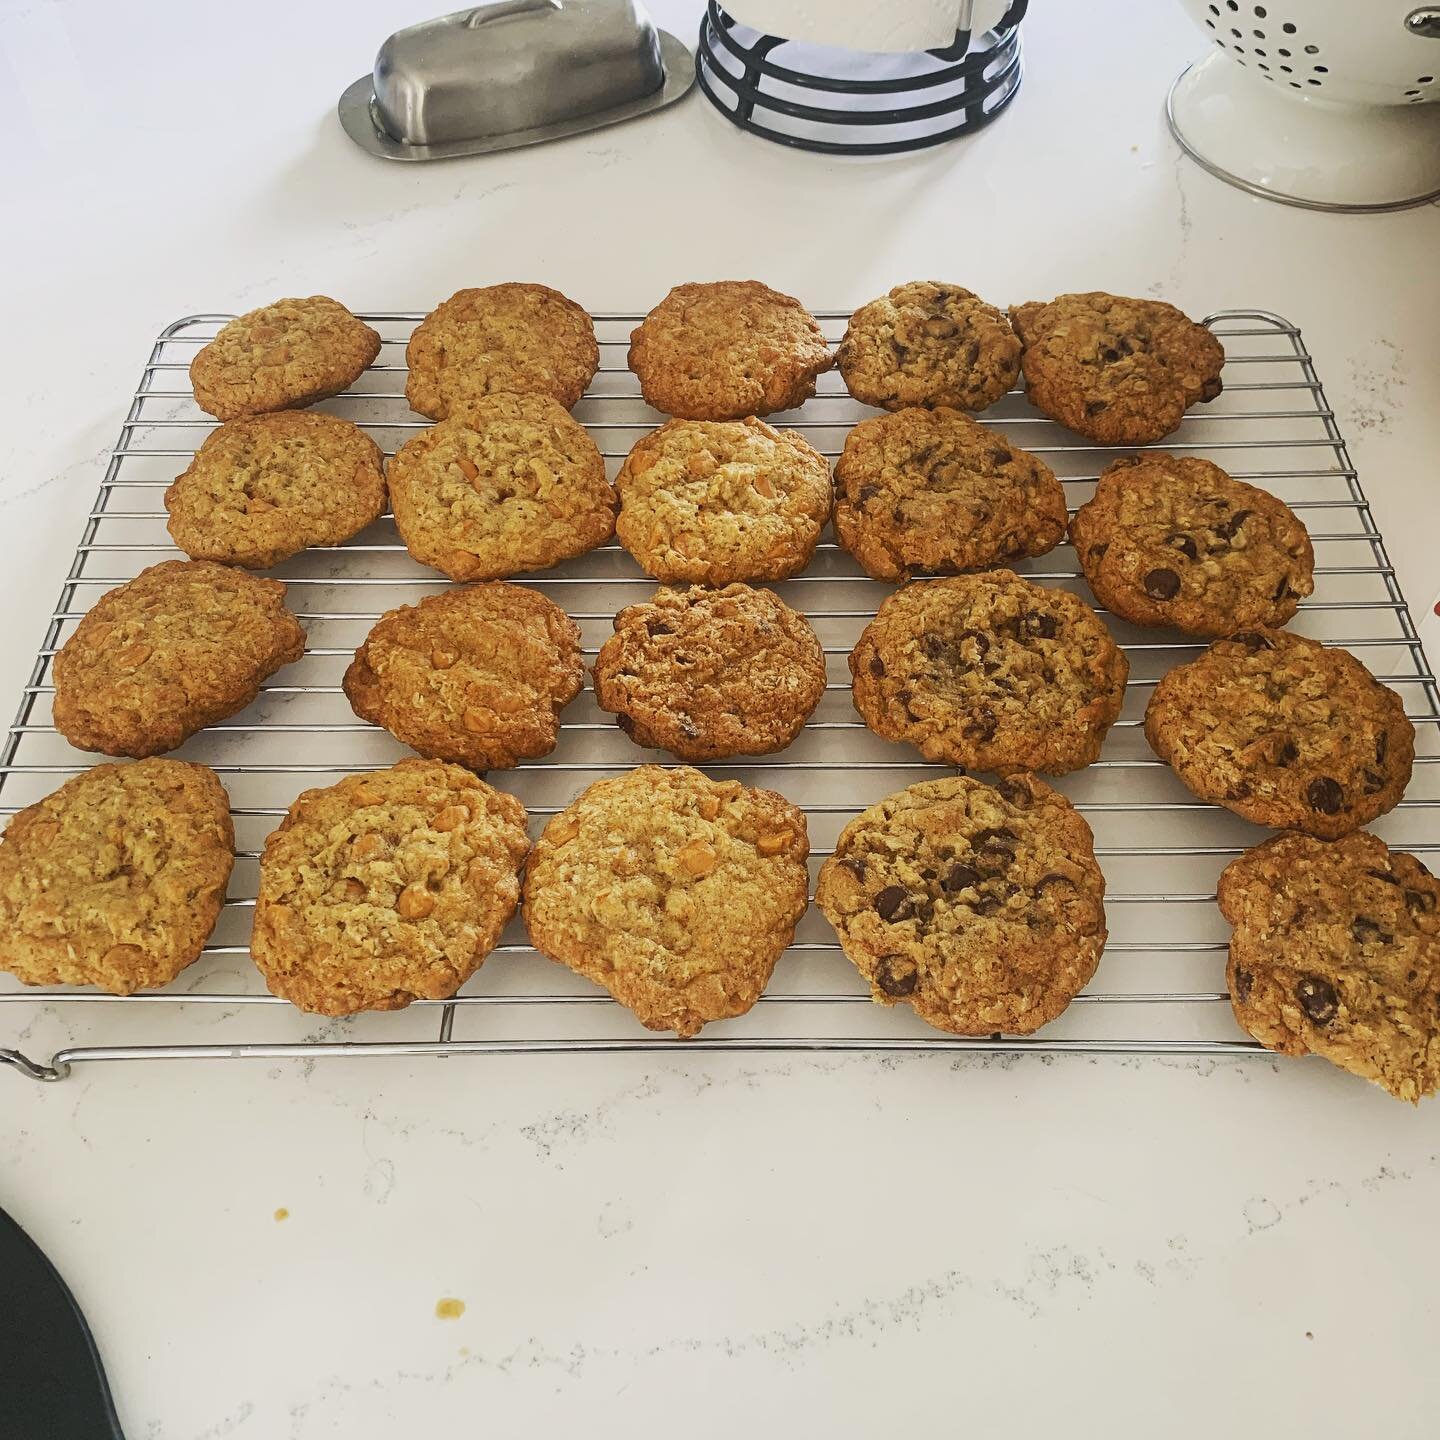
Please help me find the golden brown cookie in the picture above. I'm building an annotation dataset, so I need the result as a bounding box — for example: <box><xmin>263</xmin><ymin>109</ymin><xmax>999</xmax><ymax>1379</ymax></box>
<box><xmin>523</xmin><ymin>766</ymin><xmax>809</xmax><ymax>1036</ymax></box>
<box><xmin>164</xmin><ymin>411</ymin><xmax>386</xmax><ymax>570</ymax></box>
<box><xmin>816</xmin><ymin>775</ymin><xmax>1106</xmax><ymax>1035</ymax></box>
<box><xmin>1219</xmin><ymin>830</ymin><xmax>1440</xmax><ymax>1102</ymax></box>
<box><xmin>1070</xmin><ymin>454</ymin><xmax>1314</xmax><ymax>636</ymax></box>
<box><xmin>344</xmin><ymin>584</ymin><xmax>583</xmax><ymax>770</ymax></box>
<box><xmin>52</xmin><ymin>560</ymin><xmax>306</xmax><ymax>758</ymax></box>
<box><xmin>405</xmin><ymin>283</ymin><xmax>598</xmax><ymax>419</ymax></box>
<box><xmin>850</xmin><ymin>571</ymin><xmax>1129</xmax><ymax>774</ymax></box>
<box><xmin>1010</xmin><ymin>292</ymin><xmax>1224</xmax><ymax>445</ymax></box>
<box><xmin>628</xmin><ymin>281</ymin><xmax>833</xmax><ymax>420</ymax></box>
<box><xmin>592</xmin><ymin>583</ymin><xmax>826</xmax><ymax>760</ymax></box>
<box><xmin>836</xmin><ymin>282</ymin><xmax>1021</xmax><ymax>412</ymax></box>
<box><xmin>251</xmin><ymin>759</ymin><xmax>530</xmax><ymax>1016</ymax></box>
<box><xmin>833</xmin><ymin>407</ymin><xmax>1067</xmax><ymax>580</ymax></box>
<box><xmin>388</xmin><ymin>393</ymin><xmax>615</xmax><ymax>582</ymax></box>
<box><xmin>189</xmin><ymin>297</ymin><xmax>380</xmax><ymax>421</ymax></box>
<box><xmin>0</xmin><ymin>759</ymin><xmax>233</xmax><ymax>993</ymax></box>
<box><xmin>614</xmin><ymin>417</ymin><xmax>831</xmax><ymax>584</ymax></box>
<box><xmin>1144</xmin><ymin>628</ymin><xmax>1414</xmax><ymax>838</ymax></box>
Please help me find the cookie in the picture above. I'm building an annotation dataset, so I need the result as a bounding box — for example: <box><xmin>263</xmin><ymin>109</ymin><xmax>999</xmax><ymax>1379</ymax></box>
<box><xmin>344</xmin><ymin>584</ymin><xmax>583</xmax><ymax>770</ymax></box>
<box><xmin>836</xmin><ymin>282</ymin><xmax>1021</xmax><ymax>412</ymax></box>
<box><xmin>1219</xmin><ymin>830</ymin><xmax>1440</xmax><ymax>1102</ymax></box>
<box><xmin>190</xmin><ymin>297</ymin><xmax>380</xmax><ymax>421</ymax></box>
<box><xmin>1145</xmin><ymin>628</ymin><xmax>1414</xmax><ymax>838</ymax></box>
<box><xmin>1070</xmin><ymin>454</ymin><xmax>1314</xmax><ymax>636</ymax></box>
<box><xmin>614</xmin><ymin>417</ymin><xmax>832</xmax><ymax>584</ymax></box>
<box><xmin>833</xmin><ymin>407</ymin><xmax>1067</xmax><ymax>580</ymax></box>
<box><xmin>388</xmin><ymin>393</ymin><xmax>615</xmax><ymax>582</ymax></box>
<box><xmin>405</xmin><ymin>283</ymin><xmax>598</xmax><ymax>419</ymax></box>
<box><xmin>850</xmin><ymin>571</ymin><xmax>1129</xmax><ymax>774</ymax></box>
<box><xmin>628</xmin><ymin>281</ymin><xmax>833</xmax><ymax>420</ymax></box>
<box><xmin>523</xmin><ymin>765</ymin><xmax>809</xmax><ymax>1036</ymax></box>
<box><xmin>251</xmin><ymin>759</ymin><xmax>529</xmax><ymax>1016</ymax></box>
<box><xmin>592</xmin><ymin>583</ymin><xmax>826</xmax><ymax>760</ymax></box>
<box><xmin>0</xmin><ymin>759</ymin><xmax>234</xmax><ymax>994</ymax></box>
<box><xmin>164</xmin><ymin>411</ymin><xmax>386</xmax><ymax>569</ymax></box>
<box><xmin>52</xmin><ymin>560</ymin><xmax>306</xmax><ymax>758</ymax></box>
<box><xmin>1010</xmin><ymin>292</ymin><xmax>1224</xmax><ymax>445</ymax></box>
<box><xmin>816</xmin><ymin>775</ymin><xmax>1106</xmax><ymax>1035</ymax></box>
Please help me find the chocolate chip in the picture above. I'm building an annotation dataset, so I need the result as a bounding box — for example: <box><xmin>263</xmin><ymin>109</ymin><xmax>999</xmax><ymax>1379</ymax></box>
<box><xmin>1362</xmin><ymin>770</ymin><xmax>1386</xmax><ymax>795</ymax></box>
<box><xmin>1366</xmin><ymin>867</ymin><xmax>1400</xmax><ymax>887</ymax></box>
<box><xmin>1218</xmin><ymin>508</ymin><xmax>1253</xmax><ymax>539</ymax></box>
<box><xmin>868</xmin><ymin>655</ymin><xmax>886</xmax><ymax>678</ymax></box>
<box><xmin>922</xmin><ymin>634</ymin><xmax>947</xmax><ymax>659</ymax></box>
<box><xmin>1405</xmin><ymin>888</ymin><xmax>1437</xmax><ymax>914</ymax></box>
<box><xmin>616</xmin><ymin>714</ymin><xmax>635</xmax><ymax>735</ymax></box>
<box><xmin>1084</xmin><ymin>399</ymin><xmax>1109</xmax><ymax>416</ymax></box>
<box><xmin>1376</xmin><ymin>731</ymin><xmax>1389</xmax><ymax>765</ymax></box>
<box><xmin>989</xmin><ymin>448</ymin><xmax>1012</xmax><ymax>466</ymax></box>
<box><xmin>1034</xmin><ymin>872</ymin><xmax>1071</xmax><ymax>893</ymax></box>
<box><xmin>1276</xmin><ymin>739</ymin><xmax>1299</xmax><ymax>766</ymax></box>
<box><xmin>973</xmin><ymin>895</ymin><xmax>1002</xmax><ymax>916</ymax></box>
<box><xmin>858</xmin><ymin>484</ymin><xmax>880</xmax><ymax>503</ymax></box>
<box><xmin>965</xmin><ymin>706</ymin><xmax>998</xmax><ymax>742</ymax></box>
<box><xmin>1165</xmin><ymin>533</ymin><xmax>1199</xmax><ymax>561</ymax></box>
<box><xmin>1200</xmin><ymin>376</ymin><xmax>1223</xmax><ymax>402</ymax></box>
<box><xmin>646</xmin><ymin>621</ymin><xmax>674</xmax><ymax>636</ymax></box>
<box><xmin>839</xmin><ymin>856</ymin><xmax>866</xmax><ymax>878</ymax></box>
<box><xmin>874</xmin><ymin>885</ymin><xmax>909</xmax><ymax>920</ymax></box>
<box><xmin>874</xmin><ymin>955</ymin><xmax>918</xmax><ymax>997</ymax></box>
<box><xmin>1101</xmin><ymin>347</ymin><xmax>1121</xmax><ymax>363</ymax></box>
<box><xmin>959</xmin><ymin>628</ymin><xmax>991</xmax><ymax>658</ymax></box>
<box><xmin>1351</xmin><ymin>916</ymin><xmax>1394</xmax><ymax>946</ymax></box>
<box><xmin>1295</xmin><ymin>975</ymin><xmax>1339</xmax><ymax>1025</ymax></box>
<box><xmin>1023</xmin><ymin>612</ymin><xmax>1059</xmax><ymax>639</ymax></box>
<box><xmin>994</xmin><ymin>777</ymin><xmax>1032</xmax><ymax>807</ymax></box>
<box><xmin>973</xmin><ymin>827</ymin><xmax>1019</xmax><ymax>850</ymax></box>
<box><xmin>1306</xmin><ymin>776</ymin><xmax>1344</xmax><ymax>814</ymax></box>
<box><xmin>942</xmin><ymin>863</ymin><xmax>980</xmax><ymax>893</ymax></box>
<box><xmin>1143</xmin><ymin>568</ymin><xmax>1181</xmax><ymax>601</ymax></box>
<box><xmin>1233</xmin><ymin>967</ymin><xmax>1253</xmax><ymax>1003</ymax></box>
<box><xmin>1272</xmin><ymin>576</ymin><xmax>1295</xmax><ymax>602</ymax></box>
<box><xmin>1232</xmin><ymin>630</ymin><xmax>1275</xmax><ymax>651</ymax></box>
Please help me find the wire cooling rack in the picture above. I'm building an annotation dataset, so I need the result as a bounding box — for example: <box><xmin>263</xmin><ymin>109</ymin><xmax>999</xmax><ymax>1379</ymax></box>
<box><xmin>2</xmin><ymin>309</ymin><xmax>1437</xmax><ymax>1082</ymax></box>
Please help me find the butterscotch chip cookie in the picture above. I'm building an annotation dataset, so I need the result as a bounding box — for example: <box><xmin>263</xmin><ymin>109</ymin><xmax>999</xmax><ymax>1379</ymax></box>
<box><xmin>615</xmin><ymin>417</ymin><xmax>831</xmax><ymax>584</ymax></box>
<box><xmin>1070</xmin><ymin>454</ymin><xmax>1313</xmax><ymax>636</ymax></box>
<box><xmin>190</xmin><ymin>297</ymin><xmax>380</xmax><ymax>421</ymax></box>
<box><xmin>52</xmin><ymin>560</ymin><xmax>305</xmax><ymax>758</ymax></box>
<box><xmin>850</xmin><ymin>572</ymin><xmax>1129</xmax><ymax>774</ymax></box>
<box><xmin>817</xmin><ymin>775</ymin><xmax>1106</xmax><ymax>1035</ymax></box>
<box><xmin>1144</xmin><ymin>628</ymin><xmax>1414</xmax><ymax>838</ymax></box>
<box><xmin>523</xmin><ymin>766</ymin><xmax>809</xmax><ymax>1036</ymax></box>
<box><xmin>344</xmin><ymin>584</ymin><xmax>583</xmax><ymax>769</ymax></box>
<box><xmin>1010</xmin><ymin>292</ymin><xmax>1224</xmax><ymax>445</ymax></box>
<box><xmin>833</xmin><ymin>407</ymin><xmax>1067</xmax><ymax>580</ymax></box>
<box><xmin>388</xmin><ymin>393</ymin><xmax>615</xmax><ymax>582</ymax></box>
<box><xmin>628</xmin><ymin>281</ymin><xmax>833</xmax><ymax>420</ymax></box>
<box><xmin>251</xmin><ymin>759</ymin><xmax>529</xmax><ymax>1016</ymax></box>
<box><xmin>592</xmin><ymin>584</ymin><xmax>826</xmax><ymax>760</ymax></box>
<box><xmin>0</xmin><ymin>759</ymin><xmax>234</xmax><ymax>993</ymax></box>
<box><xmin>1219</xmin><ymin>830</ymin><xmax>1440</xmax><ymax>1102</ymax></box>
<box><xmin>405</xmin><ymin>283</ymin><xmax>598</xmax><ymax>419</ymax></box>
<box><xmin>836</xmin><ymin>282</ymin><xmax>1021</xmax><ymax>412</ymax></box>
<box><xmin>164</xmin><ymin>412</ymin><xmax>385</xmax><ymax>569</ymax></box>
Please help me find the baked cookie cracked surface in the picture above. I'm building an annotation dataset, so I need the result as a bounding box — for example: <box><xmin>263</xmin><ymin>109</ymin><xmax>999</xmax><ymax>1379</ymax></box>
<box><xmin>836</xmin><ymin>282</ymin><xmax>1021</xmax><ymax>412</ymax></box>
<box><xmin>592</xmin><ymin>583</ymin><xmax>826</xmax><ymax>760</ymax></box>
<box><xmin>522</xmin><ymin>765</ymin><xmax>809</xmax><ymax>1036</ymax></box>
<box><xmin>0</xmin><ymin>759</ymin><xmax>234</xmax><ymax>993</ymax></box>
<box><xmin>1219</xmin><ymin>830</ymin><xmax>1440</xmax><ymax>1102</ymax></box>
<box><xmin>1145</xmin><ymin>628</ymin><xmax>1414</xmax><ymax>838</ymax></box>
<box><xmin>850</xmin><ymin>571</ymin><xmax>1129</xmax><ymax>774</ymax></box>
<box><xmin>1010</xmin><ymin>292</ymin><xmax>1224</xmax><ymax>446</ymax></box>
<box><xmin>833</xmin><ymin>407</ymin><xmax>1067</xmax><ymax>580</ymax></box>
<box><xmin>251</xmin><ymin>759</ymin><xmax>530</xmax><ymax>1016</ymax></box>
<box><xmin>52</xmin><ymin>560</ymin><xmax>306</xmax><ymax>757</ymax></box>
<box><xmin>344</xmin><ymin>584</ymin><xmax>583</xmax><ymax>770</ymax></box>
<box><xmin>816</xmin><ymin>775</ymin><xmax>1106</xmax><ymax>1035</ymax></box>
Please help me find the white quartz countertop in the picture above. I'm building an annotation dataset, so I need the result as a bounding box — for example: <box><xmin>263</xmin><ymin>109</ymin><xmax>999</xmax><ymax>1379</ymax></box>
<box><xmin>2</xmin><ymin>2</ymin><xmax>1439</xmax><ymax>1435</ymax></box>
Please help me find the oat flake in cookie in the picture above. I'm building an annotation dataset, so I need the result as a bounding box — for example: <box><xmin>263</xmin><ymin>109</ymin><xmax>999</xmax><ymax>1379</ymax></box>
<box><xmin>1219</xmin><ymin>830</ymin><xmax>1440</xmax><ymax>1102</ymax></box>
<box><xmin>817</xmin><ymin>775</ymin><xmax>1106</xmax><ymax>1036</ymax></box>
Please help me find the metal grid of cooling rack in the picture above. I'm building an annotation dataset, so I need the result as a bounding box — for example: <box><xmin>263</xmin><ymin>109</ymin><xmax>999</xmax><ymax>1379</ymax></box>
<box><xmin>2</xmin><ymin>308</ymin><xmax>1437</xmax><ymax>1082</ymax></box>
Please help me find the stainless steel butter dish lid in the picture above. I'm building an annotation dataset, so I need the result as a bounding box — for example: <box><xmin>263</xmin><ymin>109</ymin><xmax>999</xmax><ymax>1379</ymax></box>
<box><xmin>338</xmin><ymin>0</ymin><xmax>695</xmax><ymax>162</ymax></box>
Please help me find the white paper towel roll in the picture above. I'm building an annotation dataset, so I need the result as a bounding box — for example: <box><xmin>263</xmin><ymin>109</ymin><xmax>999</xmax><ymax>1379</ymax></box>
<box><xmin>720</xmin><ymin>1</ymin><xmax>1011</xmax><ymax>54</ymax></box>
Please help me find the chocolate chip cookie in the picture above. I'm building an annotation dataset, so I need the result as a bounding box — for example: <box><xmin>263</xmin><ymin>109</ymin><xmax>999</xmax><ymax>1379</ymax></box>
<box><xmin>523</xmin><ymin>765</ymin><xmax>809</xmax><ymax>1036</ymax></box>
<box><xmin>251</xmin><ymin>759</ymin><xmax>530</xmax><ymax>1016</ymax></box>
<box><xmin>344</xmin><ymin>584</ymin><xmax>583</xmax><ymax>770</ymax></box>
<box><xmin>817</xmin><ymin>775</ymin><xmax>1106</xmax><ymax>1035</ymax></box>
<box><xmin>405</xmin><ymin>283</ymin><xmax>598</xmax><ymax>419</ymax></box>
<box><xmin>190</xmin><ymin>297</ymin><xmax>380</xmax><ymax>421</ymax></box>
<box><xmin>1145</xmin><ymin>629</ymin><xmax>1414</xmax><ymax>837</ymax></box>
<box><xmin>833</xmin><ymin>407</ymin><xmax>1067</xmax><ymax>580</ymax></box>
<box><xmin>615</xmin><ymin>417</ymin><xmax>832</xmax><ymax>584</ymax></box>
<box><xmin>592</xmin><ymin>583</ymin><xmax>826</xmax><ymax>760</ymax></box>
<box><xmin>52</xmin><ymin>560</ymin><xmax>306</xmax><ymax>757</ymax></box>
<box><xmin>836</xmin><ymin>282</ymin><xmax>1021</xmax><ymax>413</ymax></box>
<box><xmin>165</xmin><ymin>411</ymin><xmax>386</xmax><ymax>569</ymax></box>
<box><xmin>1010</xmin><ymin>292</ymin><xmax>1224</xmax><ymax>446</ymax></box>
<box><xmin>1070</xmin><ymin>454</ymin><xmax>1314</xmax><ymax>636</ymax></box>
<box><xmin>0</xmin><ymin>759</ymin><xmax>234</xmax><ymax>994</ymax></box>
<box><xmin>850</xmin><ymin>572</ymin><xmax>1130</xmax><ymax>774</ymax></box>
<box><xmin>628</xmin><ymin>281</ymin><xmax>833</xmax><ymax>420</ymax></box>
<box><xmin>388</xmin><ymin>393</ymin><xmax>615</xmax><ymax>582</ymax></box>
<box><xmin>1219</xmin><ymin>830</ymin><xmax>1440</xmax><ymax>1102</ymax></box>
